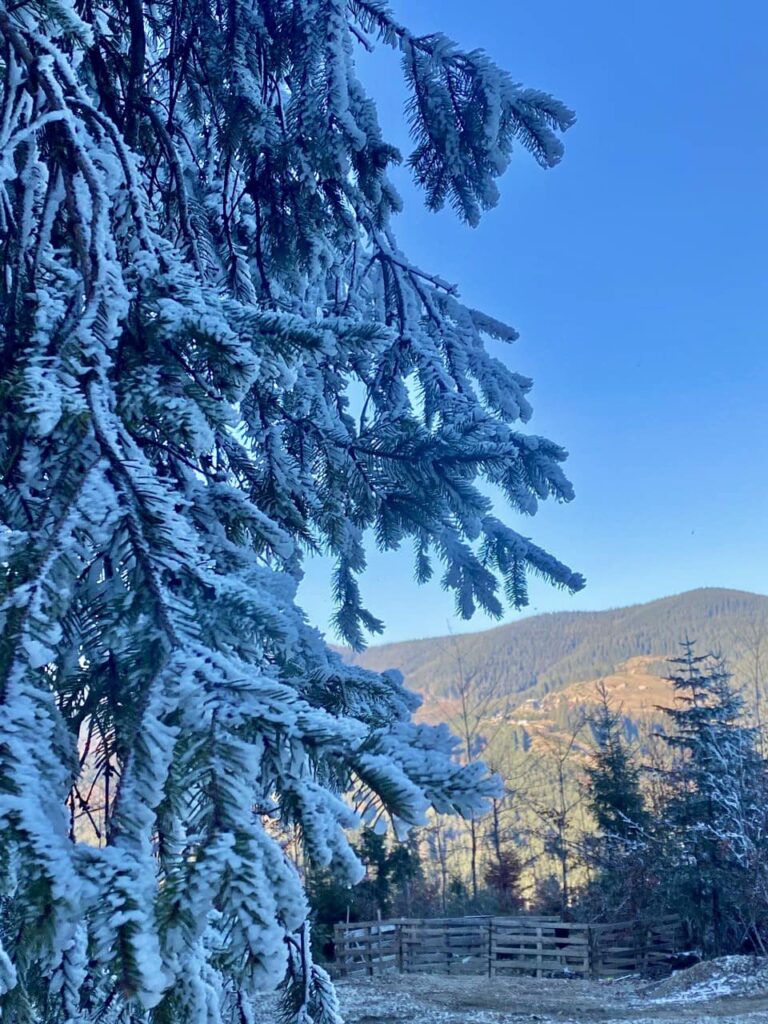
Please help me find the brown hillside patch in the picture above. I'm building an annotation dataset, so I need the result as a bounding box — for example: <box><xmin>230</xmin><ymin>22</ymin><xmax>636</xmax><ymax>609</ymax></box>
<box><xmin>414</xmin><ymin>657</ymin><xmax>675</xmax><ymax>745</ymax></box>
<box><xmin>536</xmin><ymin>657</ymin><xmax>676</xmax><ymax>720</ymax></box>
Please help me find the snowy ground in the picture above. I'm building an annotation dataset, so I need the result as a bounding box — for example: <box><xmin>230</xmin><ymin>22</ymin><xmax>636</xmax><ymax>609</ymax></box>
<box><xmin>253</xmin><ymin>957</ymin><xmax>768</xmax><ymax>1024</ymax></box>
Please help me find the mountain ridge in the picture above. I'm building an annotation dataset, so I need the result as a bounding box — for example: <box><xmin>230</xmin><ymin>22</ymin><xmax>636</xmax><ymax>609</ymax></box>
<box><xmin>339</xmin><ymin>588</ymin><xmax>768</xmax><ymax>706</ymax></box>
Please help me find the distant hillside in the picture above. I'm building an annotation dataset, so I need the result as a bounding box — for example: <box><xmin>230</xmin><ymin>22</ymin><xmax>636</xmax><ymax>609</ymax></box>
<box><xmin>341</xmin><ymin>588</ymin><xmax>768</xmax><ymax>705</ymax></box>
<box><xmin>341</xmin><ymin>589</ymin><xmax>768</xmax><ymax>891</ymax></box>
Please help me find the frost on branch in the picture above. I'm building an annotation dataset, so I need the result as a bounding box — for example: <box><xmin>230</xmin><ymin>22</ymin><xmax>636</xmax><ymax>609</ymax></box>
<box><xmin>0</xmin><ymin>1</ymin><xmax>580</xmax><ymax>1021</ymax></box>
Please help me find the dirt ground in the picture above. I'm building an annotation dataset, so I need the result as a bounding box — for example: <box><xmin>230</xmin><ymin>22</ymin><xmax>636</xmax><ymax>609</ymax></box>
<box><xmin>252</xmin><ymin>958</ymin><xmax>768</xmax><ymax>1024</ymax></box>
<box><xmin>326</xmin><ymin>970</ymin><xmax>768</xmax><ymax>1024</ymax></box>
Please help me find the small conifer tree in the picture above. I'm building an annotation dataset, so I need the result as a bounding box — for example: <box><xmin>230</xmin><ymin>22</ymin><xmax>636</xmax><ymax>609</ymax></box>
<box><xmin>581</xmin><ymin>682</ymin><xmax>652</xmax><ymax>921</ymax></box>
<box><xmin>585</xmin><ymin>682</ymin><xmax>648</xmax><ymax>841</ymax></box>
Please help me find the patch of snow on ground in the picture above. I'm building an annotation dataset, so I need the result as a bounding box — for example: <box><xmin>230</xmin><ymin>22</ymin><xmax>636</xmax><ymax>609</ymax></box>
<box><xmin>643</xmin><ymin>956</ymin><xmax>768</xmax><ymax>1003</ymax></box>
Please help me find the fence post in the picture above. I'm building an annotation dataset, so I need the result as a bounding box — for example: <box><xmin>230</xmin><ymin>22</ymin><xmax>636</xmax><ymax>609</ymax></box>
<box><xmin>333</xmin><ymin>924</ymin><xmax>344</xmax><ymax>977</ymax></box>
<box><xmin>639</xmin><ymin>922</ymin><xmax>647</xmax><ymax>976</ymax></box>
<box><xmin>582</xmin><ymin>925</ymin><xmax>590</xmax><ymax>977</ymax></box>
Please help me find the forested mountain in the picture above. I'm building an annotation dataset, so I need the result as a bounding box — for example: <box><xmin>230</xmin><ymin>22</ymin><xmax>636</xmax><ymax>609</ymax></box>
<box><xmin>322</xmin><ymin>596</ymin><xmax>768</xmax><ymax>936</ymax></box>
<box><xmin>341</xmin><ymin>588</ymin><xmax>768</xmax><ymax>706</ymax></box>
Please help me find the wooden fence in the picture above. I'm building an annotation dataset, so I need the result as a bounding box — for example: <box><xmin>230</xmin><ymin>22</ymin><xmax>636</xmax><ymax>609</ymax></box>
<box><xmin>333</xmin><ymin>914</ymin><xmax>681</xmax><ymax>979</ymax></box>
<box><xmin>590</xmin><ymin>915</ymin><xmax>682</xmax><ymax>978</ymax></box>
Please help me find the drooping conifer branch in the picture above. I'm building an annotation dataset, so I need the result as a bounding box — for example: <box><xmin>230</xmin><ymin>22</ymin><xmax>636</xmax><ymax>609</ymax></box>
<box><xmin>0</xmin><ymin>2</ymin><xmax>581</xmax><ymax>1020</ymax></box>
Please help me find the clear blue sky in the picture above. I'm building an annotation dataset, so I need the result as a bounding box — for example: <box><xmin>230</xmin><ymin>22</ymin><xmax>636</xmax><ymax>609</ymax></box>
<box><xmin>300</xmin><ymin>0</ymin><xmax>768</xmax><ymax>644</ymax></box>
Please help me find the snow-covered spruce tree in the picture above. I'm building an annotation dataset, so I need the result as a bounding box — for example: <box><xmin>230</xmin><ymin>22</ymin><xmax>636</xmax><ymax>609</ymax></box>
<box><xmin>658</xmin><ymin>642</ymin><xmax>768</xmax><ymax>953</ymax></box>
<box><xmin>0</xmin><ymin>2</ymin><xmax>583</xmax><ymax>1020</ymax></box>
